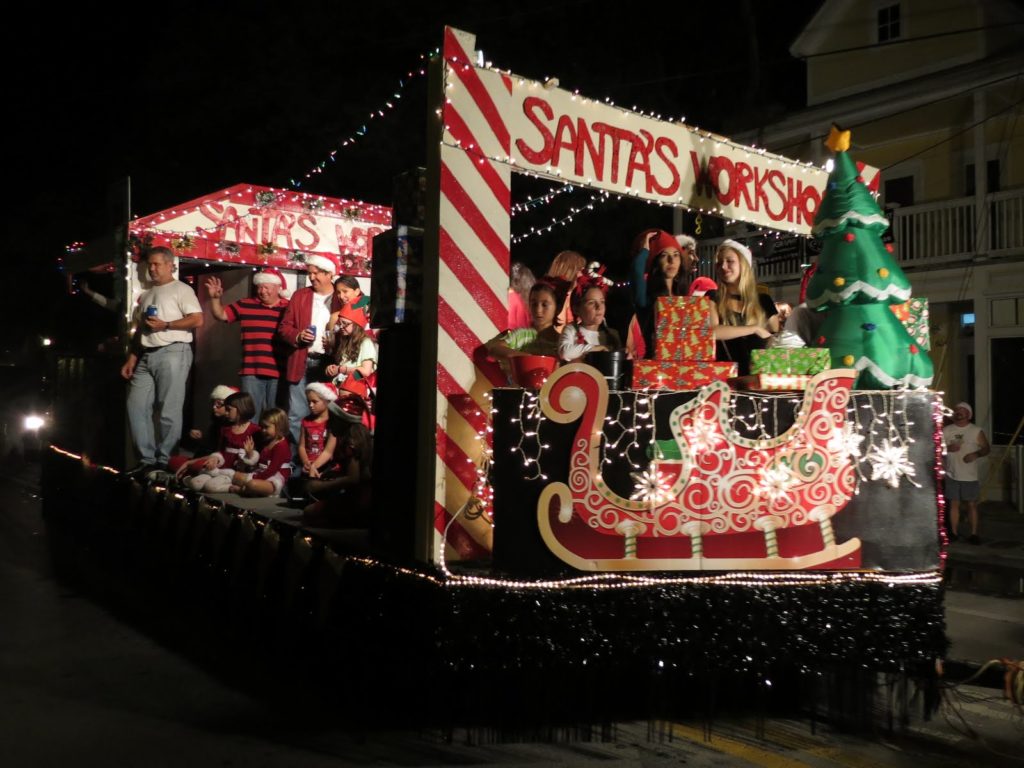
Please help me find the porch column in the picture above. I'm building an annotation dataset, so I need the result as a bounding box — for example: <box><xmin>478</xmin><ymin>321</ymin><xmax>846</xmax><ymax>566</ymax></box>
<box><xmin>973</xmin><ymin>90</ymin><xmax>988</xmax><ymax>255</ymax></box>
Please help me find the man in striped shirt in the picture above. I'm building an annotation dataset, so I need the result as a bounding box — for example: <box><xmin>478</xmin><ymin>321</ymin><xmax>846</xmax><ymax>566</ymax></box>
<box><xmin>205</xmin><ymin>269</ymin><xmax>290</xmax><ymax>418</ymax></box>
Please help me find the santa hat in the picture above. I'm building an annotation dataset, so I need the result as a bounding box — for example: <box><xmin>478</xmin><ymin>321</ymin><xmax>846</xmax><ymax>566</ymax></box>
<box><xmin>954</xmin><ymin>401</ymin><xmax>973</xmax><ymax>419</ymax></box>
<box><xmin>645</xmin><ymin>230</ymin><xmax>680</xmax><ymax>274</ymax></box>
<box><xmin>718</xmin><ymin>239</ymin><xmax>752</xmax><ymax>266</ymax></box>
<box><xmin>337</xmin><ymin>376</ymin><xmax>369</xmax><ymax>399</ymax></box>
<box><xmin>305</xmin><ymin>381</ymin><xmax>339</xmax><ymax>402</ymax></box>
<box><xmin>675</xmin><ymin>234</ymin><xmax>697</xmax><ymax>251</ymax></box>
<box><xmin>798</xmin><ymin>263</ymin><xmax>818</xmax><ymax>305</ymax></box>
<box><xmin>328</xmin><ymin>393</ymin><xmax>368</xmax><ymax>423</ymax></box>
<box><xmin>337</xmin><ymin>302</ymin><xmax>367</xmax><ymax>329</ymax></box>
<box><xmin>687</xmin><ymin>276</ymin><xmax>718</xmax><ymax>297</ymax></box>
<box><xmin>304</xmin><ymin>254</ymin><xmax>339</xmax><ymax>275</ymax></box>
<box><xmin>210</xmin><ymin>385</ymin><xmax>238</xmax><ymax>401</ymax></box>
<box><xmin>253</xmin><ymin>268</ymin><xmax>289</xmax><ymax>297</ymax></box>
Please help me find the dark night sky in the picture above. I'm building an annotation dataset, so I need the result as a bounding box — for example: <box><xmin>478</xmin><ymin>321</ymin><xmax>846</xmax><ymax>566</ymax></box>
<box><xmin>11</xmin><ymin>0</ymin><xmax>822</xmax><ymax>350</ymax></box>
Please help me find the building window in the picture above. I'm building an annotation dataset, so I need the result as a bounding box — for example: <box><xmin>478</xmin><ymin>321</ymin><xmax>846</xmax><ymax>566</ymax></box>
<box><xmin>884</xmin><ymin>175</ymin><xmax>914</xmax><ymax>207</ymax></box>
<box><xmin>878</xmin><ymin>4</ymin><xmax>901</xmax><ymax>42</ymax></box>
<box><xmin>965</xmin><ymin>160</ymin><xmax>1001</xmax><ymax>195</ymax></box>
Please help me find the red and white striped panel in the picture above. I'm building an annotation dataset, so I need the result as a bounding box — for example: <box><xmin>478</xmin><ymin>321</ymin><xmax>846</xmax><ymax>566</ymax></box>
<box><xmin>856</xmin><ymin>161</ymin><xmax>881</xmax><ymax>194</ymax></box>
<box><xmin>432</xmin><ymin>27</ymin><xmax>514</xmax><ymax>560</ymax></box>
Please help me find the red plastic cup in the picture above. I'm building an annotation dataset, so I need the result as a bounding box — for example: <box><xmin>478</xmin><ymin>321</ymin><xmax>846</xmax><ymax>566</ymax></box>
<box><xmin>511</xmin><ymin>355</ymin><xmax>558</xmax><ymax>389</ymax></box>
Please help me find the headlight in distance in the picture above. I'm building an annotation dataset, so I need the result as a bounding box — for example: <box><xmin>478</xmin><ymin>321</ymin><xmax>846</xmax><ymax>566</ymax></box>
<box><xmin>23</xmin><ymin>415</ymin><xmax>46</xmax><ymax>431</ymax></box>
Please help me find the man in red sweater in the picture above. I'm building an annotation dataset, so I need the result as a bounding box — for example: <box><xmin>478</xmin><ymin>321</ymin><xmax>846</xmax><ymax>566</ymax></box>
<box><xmin>277</xmin><ymin>254</ymin><xmax>339</xmax><ymax>445</ymax></box>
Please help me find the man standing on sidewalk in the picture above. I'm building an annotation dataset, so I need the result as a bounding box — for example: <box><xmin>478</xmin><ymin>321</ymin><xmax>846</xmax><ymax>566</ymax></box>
<box><xmin>944</xmin><ymin>401</ymin><xmax>990</xmax><ymax>544</ymax></box>
<box><xmin>120</xmin><ymin>247</ymin><xmax>204</xmax><ymax>473</ymax></box>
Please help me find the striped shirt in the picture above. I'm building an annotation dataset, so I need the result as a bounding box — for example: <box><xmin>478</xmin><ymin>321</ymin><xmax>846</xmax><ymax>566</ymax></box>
<box><xmin>223</xmin><ymin>297</ymin><xmax>289</xmax><ymax>378</ymax></box>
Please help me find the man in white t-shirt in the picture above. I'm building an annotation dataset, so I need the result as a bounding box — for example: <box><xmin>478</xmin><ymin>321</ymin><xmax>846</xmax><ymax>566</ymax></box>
<box><xmin>120</xmin><ymin>247</ymin><xmax>204</xmax><ymax>473</ymax></box>
<box><xmin>942</xmin><ymin>401</ymin><xmax>990</xmax><ymax>544</ymax></box>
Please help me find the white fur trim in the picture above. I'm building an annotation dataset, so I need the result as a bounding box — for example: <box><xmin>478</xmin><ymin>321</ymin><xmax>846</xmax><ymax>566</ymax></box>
<box><xmin>304</xmin><ymin>254</ymin><xmax>338</xmax><ymax>274</ymax></box>
<box><xmin>850</xmin><ymin>356</ymin><xmax>933</xmax><ymax>389</ymax></box>
<box><xmin>719</xmin><ymin>239</ymin><xmax>752</xmax><ymax>266</ymax></box>
<box><xmin>305</xmin><ymin>381</ymin><xmax>339</xmax><ymax>402</ymax></box>
<box><xmin>204</xmin><ymin>475</ymin><xmax>234</xmax><ymax>493</ymax></box>
<box><xmin>210</xmin><ymin>385</ymin><xmax>237</xmax><ymax>401</ymax></box>
<box><xmin>811</xmin><ymin>211</ymin><xmax>889</xmax><ymax>235</ymax></box>
<box><xmin>805</xmin><ymin>281</ymin><xmax>912</xmax><ymax>308</ymax></box>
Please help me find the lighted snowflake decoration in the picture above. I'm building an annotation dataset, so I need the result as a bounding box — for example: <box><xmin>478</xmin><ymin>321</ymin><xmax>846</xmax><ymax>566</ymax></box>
<box><xmin>759</xmin><ymin>462</ymin><xmax>795</xmax><ymax>502</ymax></box>
<box><xmin>630</xmin><ymin>465</ymin><xmax>672</xmax><ymax>504</ymax></box>
<box><xmin>866</xmin><ymin>440</ymin><xmax>916</xmax><ymax>488</ymax></box>
<box><xmin>684</xmin><ymin>414</ymin><xmax>722</xmax><ymax>455</ymax></box>
<box><xmin>828</xmin><ymin>423</ymin><xmax>864</xmax><ymax>459</ymax></box>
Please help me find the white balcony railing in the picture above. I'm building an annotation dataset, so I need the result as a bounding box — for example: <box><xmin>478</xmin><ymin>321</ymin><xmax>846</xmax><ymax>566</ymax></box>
<box><xmin>696</xmin><ymin>188</ymin><xmax>1024</xmax><ymax>285</ymax></box>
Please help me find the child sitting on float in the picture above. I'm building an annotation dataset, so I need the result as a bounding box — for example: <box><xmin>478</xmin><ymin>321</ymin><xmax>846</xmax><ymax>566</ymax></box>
<box><xmin>708</xmin><ymin>239</ymin><xmax>780</xmax><ymax>375</ymax></box>
<box><xmin>303</xmin><ymin>396</ymin><xmax>374</xmax><ymax>525</ymax></box>
<box><xmin>230</xmin><ymin>408</ymin><xmax>293</xmax><ymax>497</ymax></box>
<box><xmin>558</xmin><ymin>264</ymin><xmax>623</xmax><ymax>363</ymax></box>
<box><xmin>179</xmin><ymin>391</ymin><xmax>260</xmax><ymax>489</ymax></box>
<box><xmin>486</xmin><ymin>278</ymin><xmax>564</xmax><ymax>362</ymax></box>
<box><xmin>299</xmin><ymin>382</ymin><xmax>339</xmax><ymax>480</ymax></box>
<box><xmin>167</xmin><ymin>384</ymin><xmax>235</xmax><ymax>475</ymax></box>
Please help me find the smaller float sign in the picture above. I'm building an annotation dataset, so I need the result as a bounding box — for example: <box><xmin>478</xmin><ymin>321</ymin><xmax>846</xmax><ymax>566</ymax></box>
<box><xmin>129</xmin><ymin>184</ymin><xmax>392</xmax><ymax>276</ymax></box>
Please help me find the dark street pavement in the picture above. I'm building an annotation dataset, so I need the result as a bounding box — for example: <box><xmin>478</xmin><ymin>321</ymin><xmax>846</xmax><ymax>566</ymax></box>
<box><xmin>1</xmin><ymin>463</ymin><xmax>1021</xmax><ymax>767</ymax></box>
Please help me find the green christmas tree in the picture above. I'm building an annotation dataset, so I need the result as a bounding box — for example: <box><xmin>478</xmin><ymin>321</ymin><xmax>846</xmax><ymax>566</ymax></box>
<box><xmin>807</xmin><ymin>125</ymin><xmax>933</xmax><ymax>390</ymax></box>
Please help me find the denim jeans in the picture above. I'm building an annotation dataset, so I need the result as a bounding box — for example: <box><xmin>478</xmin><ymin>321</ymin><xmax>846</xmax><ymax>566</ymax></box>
<box><xmin>287</xmin><ymin>375</ymin><xmax>308</xmax><ymax>448</ymax></box>
<box><xmin>127</xmin><ymin>342</ymin><xmax>193</xmax><ymax>465</ymax></box>
<box><xmin>240</xmin><ymin>375</ymin><xmax>279</xmax><ymax>420</ymax></box>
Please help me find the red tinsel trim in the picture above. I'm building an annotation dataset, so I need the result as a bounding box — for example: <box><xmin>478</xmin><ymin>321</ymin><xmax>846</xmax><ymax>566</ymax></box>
<box><xmin>932</xmin><ymin>395</ymin><xmax>949</xmax><ymax>568</ymax></box>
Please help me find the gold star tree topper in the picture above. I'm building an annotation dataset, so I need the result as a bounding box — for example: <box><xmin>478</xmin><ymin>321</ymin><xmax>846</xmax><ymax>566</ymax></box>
<box><xmin>825</xmin><ymin>123</ymin><xmax>851</xmax><ymax>153</ymax></box>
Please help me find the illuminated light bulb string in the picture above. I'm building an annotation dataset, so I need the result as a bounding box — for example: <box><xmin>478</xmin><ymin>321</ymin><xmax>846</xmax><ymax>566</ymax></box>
<box><xmin>510</xmin><ymin>183</ymin><xmax>576</xmax><ymax>217</ymax></box>
<box><xmin>289</xmin><ymin>49</ymin><xmax>438</xmax><ymax>189</ymax></box>
<box><xmin>43</xmin><ymin>444</ymin><xmax>942</xmax><ymax>591</ymax></box>
<box><xmin>441</xmin><ymin>55</ymin><xmax>837</xmax><ymax>241</ymax></box>
<box><xmin>503</xmin><ymin>386</ymin><xmax>925</xmax><ymax>501</ymax></box>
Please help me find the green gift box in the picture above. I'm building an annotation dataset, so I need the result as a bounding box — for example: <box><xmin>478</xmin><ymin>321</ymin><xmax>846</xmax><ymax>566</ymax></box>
<box><xmin>749</xmin><ymin>347</ymin><xmax>831</xmax><ymax>375</ymax></box>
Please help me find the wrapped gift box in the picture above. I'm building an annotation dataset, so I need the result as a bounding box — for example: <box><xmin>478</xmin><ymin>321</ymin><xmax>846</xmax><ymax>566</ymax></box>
<box><xmin>656</xmin><ymin>328</ymin><xmax>715</xmax><ymax>362</ymax></box>
<box><xmin>749</xmin><ymin>347</ymin><xmax>831</xmax><ymax>375</ymax></box>
<box><xmin>732</xmin><ymin>374</ymin><xmax>814</xmax><ymax>392</ymax></box>
<box><xmin>889</xmin><ymin>298</ymin><xmax>930</xmax><ymax>351</ymax></box>
<box><xmin>633</xmin><ymin>360</ymin><xmax>738</xmax><ymax>390</ymax></box>
<box><xmin>656</xmin><ymin>296</ymin><xmax>713</xmax><ymax>333</ymax></box>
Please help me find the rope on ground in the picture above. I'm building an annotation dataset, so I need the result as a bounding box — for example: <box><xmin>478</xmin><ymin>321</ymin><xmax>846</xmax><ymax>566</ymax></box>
<box><xmin>940</xmin><ymin>657</ymin><xmax>1024</xmax><ymax>762</ymax></box>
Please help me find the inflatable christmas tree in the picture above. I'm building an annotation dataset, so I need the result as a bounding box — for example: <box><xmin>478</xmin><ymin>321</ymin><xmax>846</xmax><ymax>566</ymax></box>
<box><xmin>807</xmin><ymin>126</ymin><xmax>933</xmax><ymax>389</ymax></box>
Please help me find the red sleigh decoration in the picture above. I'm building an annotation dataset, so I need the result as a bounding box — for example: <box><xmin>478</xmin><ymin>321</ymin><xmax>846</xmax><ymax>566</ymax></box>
<box><xmin>536</xmin><ymin>364</ymin><xmax>862</xmax><ymax>571</ymax></box>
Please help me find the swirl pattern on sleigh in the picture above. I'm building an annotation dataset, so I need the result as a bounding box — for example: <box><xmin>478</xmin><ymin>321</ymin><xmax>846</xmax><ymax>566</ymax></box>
<box><xmin>536</xmin><ymin>364</ymin><xmax>862</xmax><ymax>571</ymax></box>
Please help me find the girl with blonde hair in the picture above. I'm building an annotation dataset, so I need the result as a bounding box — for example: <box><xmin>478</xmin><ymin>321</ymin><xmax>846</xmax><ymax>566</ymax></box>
<box><xmin>709</xmin><ymin>240</ymin><xmax>779</xmax><ymax>375</ymax></box>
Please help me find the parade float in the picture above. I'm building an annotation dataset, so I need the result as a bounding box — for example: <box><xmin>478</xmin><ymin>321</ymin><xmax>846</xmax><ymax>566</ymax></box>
<box><xmin>53</xmin><ymin>184</ymin><xmax>390</xmax><ymax>459</ymax></box>
<box><xmin>43</xmin><ymin>27</ymin><xmax>946</xmax><ymax>726</ymax></box>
